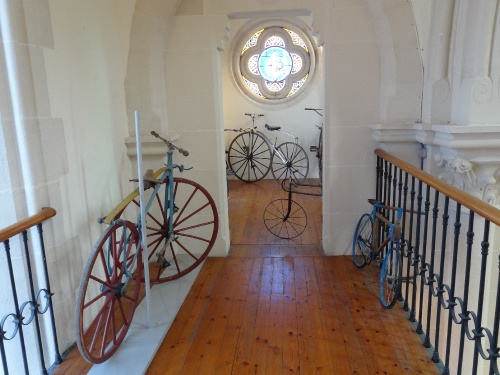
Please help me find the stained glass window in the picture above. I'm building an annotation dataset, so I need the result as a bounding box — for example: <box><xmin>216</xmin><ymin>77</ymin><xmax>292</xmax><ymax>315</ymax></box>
<box><xmin>235</xmin><ymin>24</ymin><xmax>315</xmax><ymax>102</ymax></box>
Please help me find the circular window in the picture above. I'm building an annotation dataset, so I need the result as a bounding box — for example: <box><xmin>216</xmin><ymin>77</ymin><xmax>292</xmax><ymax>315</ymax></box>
<box><xmin>233</xmin><ymin>21</ymin><xmax>316</xmax><ymax>103</ymax></box>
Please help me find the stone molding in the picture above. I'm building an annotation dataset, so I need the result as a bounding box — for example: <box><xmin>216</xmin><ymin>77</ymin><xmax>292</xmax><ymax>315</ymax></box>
<box><xmin>371</xmin><ymin>123</ymin><xmax>500</xmax><ymax>206</ymax></box>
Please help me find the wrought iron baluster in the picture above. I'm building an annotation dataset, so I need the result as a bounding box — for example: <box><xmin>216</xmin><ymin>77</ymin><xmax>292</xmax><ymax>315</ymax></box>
<box><xmin>397</xmin><ymin>168</ymin><xmax>403</xmax><ymax>211</ymax></box>
<box><xmin>2</xmin><ymin>239</ymin><xmax>30</xmax><ymax>374</ymax></box>
<box><xmin>410</xmin><ymin>179</ymin><xmax>423</xmax><ymax>323</ymax></box>
<box><xmin>390</xmin><ymin>164</ymin><xmax>397</xmax><ymax>223</ymax></box>
<box><xmin>473</xmin><ymin>220</ymin><xmax>490</xmax><ymax>373</ymax></box>
<box><xmin>400</xmin><ymin>172</ymin><xmax>409</xmax><ymax>302</ymax></box>
<box><xmin>457</xmin><ymin>212</ymin><xmax>474</xmax><ymax>374</ymax></box>
<box><xmin>416</xmin><ymin>184</ymin><xmax>431</xmax><ymax>335</ymax></box>
<box><xmin>404</xmin><ymin>176</ymin><xmax>416</xmax><ymax>312</ymax></box>
<box><xmin>425</xmin><ymin>190</ymin><xmax>440</xmax><ymax>349</ymax></box>
<box><xmin>376</xmin><ymin>156</ymin><xmax>382</xmax><ymax>201</ymax></box>
<box><xmin>433</xmin><ymin>196</ymin><xmax>450</xmax><ymax>363</ymax></box>
<box><xmin>383</xmin><ymin>160</ymin><xmax>389</xmax><ymax>208</ymax></box>
<box><xmin>490</xmin><ymin>254</ymin><xmax>500</xmax><ymax>375</ymax></box>
<box><xmin>21</xmin><ymin>230</ymin><xmax>48</xmax><ymax>374</ymax></box>
<box><xmin>36</xmin><ymin>223</ymin><xmax>62</xmax><ymax>366</ymax></box>
<box><xmin>443</xmin><ymin>203</ymin><xmax>462</xmax><ymax>375</ymax></box>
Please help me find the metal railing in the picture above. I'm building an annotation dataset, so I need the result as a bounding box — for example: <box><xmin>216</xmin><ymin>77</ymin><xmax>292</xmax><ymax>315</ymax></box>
<box><xmin>375</xmin><ymin>149</ymin><xmax>500</xmax><ymax>375</ymax></box>
<box><xmin>0</xmin><ymin>207</ymin><xmax>61</xmax><ymax>375</ymax></box>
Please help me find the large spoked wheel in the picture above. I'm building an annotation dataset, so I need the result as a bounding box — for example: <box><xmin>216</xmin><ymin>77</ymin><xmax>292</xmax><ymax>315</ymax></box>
<box><xmin>118</xmin><ymin>177</ymin><xmax>218</xmax><ymax>284</ymax></box>
<box><xmin>75</xmin><ymin>220</ymin><xmax>142</xmax><ymax>363</ymax></box>
<box><xmin>271</xmin><ymin>142</ymin><xmax>309</xmax><ymax>184</ymax></box>
<box><xmin>264</xmin><ymin>198</ymin><xmax>307</xmax><ymax>239</ymax></box>
<box><xmin>227</xmin><ymin>131</ymin><xmax>272</xmax><ymax>182</ymax></box>
<box><xmin>352</xmin><ymin>213</ymin><xmax>373</xmax><ymax>268</ymax></box>
<box><xmin>379</xmin><ymin>247</ymin><xmax>402</xmax><ymax>309</ymax></box>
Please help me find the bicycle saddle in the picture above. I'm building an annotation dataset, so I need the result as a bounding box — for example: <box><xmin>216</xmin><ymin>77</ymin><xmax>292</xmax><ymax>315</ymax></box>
<box><xmin>129</xmin><ymin>169</ymin><xmax>163</xmax><ymax>189</ymax></box>
<box><xmin>368</xmin><ymin>198</ymin><xmax>384</xmax><ymax>206</ymax></box>
<box><xmin>265</xmin><ymin>124</ymin><xmax>281</xmax><ymax>131</ymax></box>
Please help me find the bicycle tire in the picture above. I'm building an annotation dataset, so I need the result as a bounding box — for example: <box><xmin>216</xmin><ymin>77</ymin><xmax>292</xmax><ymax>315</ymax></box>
<box><xmin>116</xmin><ymin>177</ymin><xmax>218</xmax><ymax>284</ymax></box>
<box><xmin>379</xmin><ymin>246</ymin><xmax>403</xmax><ymax>309</ymax></box>
<box><xmin>263</xmin><ymin>198</ymin><xmax>307</xmax><ymax>239</ymax></box>
<box><xmin>352</xmin><ymin>213</ymin><xmax>373</xmax><ymax>268</ymax></box>
<box><xmin>227</xmin><ymin>131</ymin><xmax>272</xmax><ymax>182</ymax></box>
<box><xmin>75</xmin><ymin>220</ymin><xmax>142</xmax><ymax>363</ymax></box>
<box><xmin>271</xmin><ymin>142</ymin><xmax>309</xmax><ymax>184</ymax></box>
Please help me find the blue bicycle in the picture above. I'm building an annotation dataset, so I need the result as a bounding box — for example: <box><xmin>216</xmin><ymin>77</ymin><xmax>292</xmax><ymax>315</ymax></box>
<box><xmin>352</xmin><ymin>199</ymin><xmax>404</xmax><ymax>308</ymax></box>
<box><xmin>75</xmin><ymin>131</ymin><xmax>219</xmax><ymax>363</ymax></box>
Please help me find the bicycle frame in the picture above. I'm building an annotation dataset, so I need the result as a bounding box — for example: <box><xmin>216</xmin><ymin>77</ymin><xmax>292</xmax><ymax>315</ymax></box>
<box><xmin>102</xmin><ymin>145</ymin><xmax>180</xmax><ymax>293</ymax></box>
<box><xmin>359</xmin><ymin>202</ymin><xmax>403</xmax><ymax>263</ymax></box>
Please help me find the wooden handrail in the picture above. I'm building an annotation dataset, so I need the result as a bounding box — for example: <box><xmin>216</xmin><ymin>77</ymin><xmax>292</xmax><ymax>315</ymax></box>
<box><xmin>0</xmin><ymin>207</ymin><xmax>57</xmax><ymax>243</ymax></box>
<box><xmin>375</xmin><ymin>149</ymin><xmax>500</xmax><ymax>227</ymax></box>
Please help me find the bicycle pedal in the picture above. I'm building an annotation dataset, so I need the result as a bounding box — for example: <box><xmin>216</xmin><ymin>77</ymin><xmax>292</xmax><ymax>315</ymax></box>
<box><xmin>156</xmin><ymin>253</ymin><xmax>171</xmax><ymax>269</ymax></box>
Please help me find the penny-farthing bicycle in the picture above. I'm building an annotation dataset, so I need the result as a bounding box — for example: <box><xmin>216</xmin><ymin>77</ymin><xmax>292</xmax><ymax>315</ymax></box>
<box><xmin>75</xmin><ymin>131</ymin><xmax>218</xmax><ymax>363</ymax></box>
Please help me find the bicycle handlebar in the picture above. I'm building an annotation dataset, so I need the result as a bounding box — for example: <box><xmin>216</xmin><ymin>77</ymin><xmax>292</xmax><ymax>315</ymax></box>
<box><xmin>305</xmin><ymin>108</ymin><xmax>323</xmax><ymax>116</ymax></box>
<box><xmin>245</xmin><ymin>113</ymin><xmax>264</xmax><ymax>117</ymax></box>
<box><xmin>151</xmin><ymin>131</ymin><xmax>189</xmax><ymax>156</ymax></box>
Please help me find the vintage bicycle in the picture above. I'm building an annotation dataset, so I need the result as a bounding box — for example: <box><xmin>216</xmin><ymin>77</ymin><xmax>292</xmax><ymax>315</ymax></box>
<box><xmin>263</xmin><ymin>178</ymin><xmax>308</xmax><ymax>239</ymax></box>
<box><xmin>75</xmin><ymin>131</ymin><xmax>219</xmax><ymax>363</ymax></box>
<box><xmin>352</xmin><ymin>199</ymin><xmax>404</xmax><ymax>308</ymax></box>
<box><xmin>305</xmin><ymin>107</ymin><xmax>323</xmax><ymax>184</ymax></box>
<box><xmin>226</xmin><ymin>113</ymin><xmax>309</xmax><ymax>184</ymax></box>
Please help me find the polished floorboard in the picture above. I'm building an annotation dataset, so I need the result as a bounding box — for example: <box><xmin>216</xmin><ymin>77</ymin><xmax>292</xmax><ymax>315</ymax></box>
<box><xmin>54</xmin><ymin>179</ymin><xmax>438</xmax><ymax>374</ymax></box>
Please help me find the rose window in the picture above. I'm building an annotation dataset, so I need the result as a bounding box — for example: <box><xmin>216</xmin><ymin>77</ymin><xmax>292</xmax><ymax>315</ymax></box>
<box><xmin>236</xmin><ymin>25</ymin><xmax>315</xmax><ymax>102</ymax></box>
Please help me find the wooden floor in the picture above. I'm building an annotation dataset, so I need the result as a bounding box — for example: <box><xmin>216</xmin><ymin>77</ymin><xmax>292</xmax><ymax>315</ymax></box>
<box><xmin>227</xmin><ymin>179</ymin><xmax>322</xmax><ymax>245</ymax></box>
<box><xmin>54</xmin><ymin>179</ymin><xmax>439</xmax><ymax>374</ymax></box>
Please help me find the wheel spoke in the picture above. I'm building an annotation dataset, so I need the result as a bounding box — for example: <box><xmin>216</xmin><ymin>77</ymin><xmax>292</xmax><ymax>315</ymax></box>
<box><xmin>113</xmin><ymin>178</ymin><xmax>218</xmax><ymax>284</ymax></box>
<box><xmin>228</xmin><ymin>132</ymin><xmax>271</xmax><ymax>182</ymax></box>
<box><xmin>264</xmin><ymin>198</ymin><xmax>306</xmax><ymax>239</ymax></box>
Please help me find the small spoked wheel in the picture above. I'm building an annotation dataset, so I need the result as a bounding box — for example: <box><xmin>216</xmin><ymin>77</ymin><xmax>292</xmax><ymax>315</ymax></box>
<box><xmin>263</xmin><ymin>198</ymin><xmax>307</xmax><ymax>239</ymax></box>
<box><xmin>379</xmin><ymin>248</ymin><xmax>403</xmax><ymax>309</ymax></box>
<box><xmin>117</xmin><ymin>177</ymin><xmax>219</xmax><ymax>284</ymax></box>
<box><xmin>227</xmin><ymin>132</ymin><xmax>272</xmax><ymax>182</ymax></box>
<box><xmin>75</xmin><ymin>220</ymin><xmax>142</xmax><ymax>363</ymax></box>
<box><xmin>271</xmin><ymin>142</ymin><xmax>309</xmax><ymax>184</ymax></box>
<box><xmin>352</xmin><ymin>213</ymin><xmax>373</xmax><ymax>268</ymax></box>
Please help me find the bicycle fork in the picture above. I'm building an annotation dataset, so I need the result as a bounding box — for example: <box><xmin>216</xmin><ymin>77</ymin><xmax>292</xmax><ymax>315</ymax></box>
<box><xmin>153</xmin><ymin>151</ymin><xmax>178</xmax><ymax>269</ymax></box>
<box><xmin>282</xmin><ymin>187</ymin><xmax>294</xmax><ymax>222</ymax></box>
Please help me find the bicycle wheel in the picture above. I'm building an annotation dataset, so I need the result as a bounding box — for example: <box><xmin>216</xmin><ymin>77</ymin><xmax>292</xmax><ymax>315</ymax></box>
<box><xmin>227</xmin><ymin>131</ymin><xmax>272</xmax><ymax>182</ymax></box>
<box><xmin>379</xmin><ymin>247</ymin><xmax>402</xmax><ymax>309</ymax></box>
<box><xmin>119</xmin><ymin>177</ymin><xmax>218</xmax><ymax>284</ymax></box>
<box><xmin>271</xmin><ymin>142</ymin><xmax>309</xmax><ymax>184</ymax></box>
<box><xmin>75</xmin><ymin>220</ymin><xmax>142</xmax><ymax>363</ymax></box>
<box><xmin>264</xmin><ymin>198</ymin><xmax>307</xmax><ymax>239</ymax></box>
<box><xmin>352</xmin><ymin>213</ymin><xmax>373</xmax><ymax>268</ymax></box>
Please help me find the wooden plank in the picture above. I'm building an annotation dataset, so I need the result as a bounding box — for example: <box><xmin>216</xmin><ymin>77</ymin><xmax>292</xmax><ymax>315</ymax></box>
<box><xmin>293</xmin><ymin>257</ymin><xmax>317</xmax><ymax>374</ymax></box>
<box><xmin>232</xmin><ymin>257</ymin><xmax>264</xmax><ymax>373</ymax></box>
<box><xmin>211</xmin><ymin>257</ymin><xmax>255</xmax><ymax>374</ymax></box>
<box><xmin>281</xmin><ymin>256</ymin><xmax>300</xmax><ymax>373</ymax></box>
<box><xmin>145</xmin><ymin>258</ymin><xmax>224</xmax><ymax>374</ymax></box>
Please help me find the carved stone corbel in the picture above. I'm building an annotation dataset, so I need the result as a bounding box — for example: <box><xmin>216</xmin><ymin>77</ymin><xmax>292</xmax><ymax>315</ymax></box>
<box><xmin>435</xmin><ymin>154</ymin><xmax>500</xmax><ymax>206</ymax></box>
